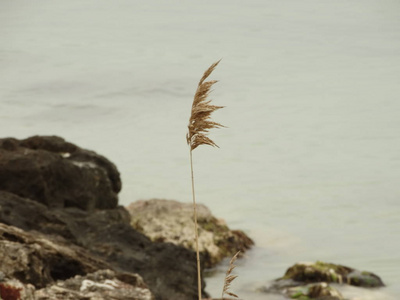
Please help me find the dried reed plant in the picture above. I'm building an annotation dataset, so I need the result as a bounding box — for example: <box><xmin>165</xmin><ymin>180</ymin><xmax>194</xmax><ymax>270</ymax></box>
<box><xmin>222</xmin><ymin>251</ymin><xmax>240</xmax><ymax>299</ymax></box>
<box><xmin>187</xmin><ymin>60</ymin><xmax>224</xmax><ymax>300</ymax></box>
<box><xmin>186</xmin><ymin>60</ymin><xmax>224</xmax><ymax>150</ymax></box>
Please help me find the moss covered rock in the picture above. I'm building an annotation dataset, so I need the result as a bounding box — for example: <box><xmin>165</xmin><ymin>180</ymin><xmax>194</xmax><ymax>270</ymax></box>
<box><xmin>286</xmin><ymin>282</ymin><xmax>344</xmax><ymax>300</ymax></box>
<box><xmin>126</xmin><ymin>199</ymin><xmax>254</xmax><ymax>267</ymax></box>
<box><xmin>263</xmin><ymin>261</ymin><xmax>385</xmax><ymax>300</ymax></box>
<box><xmin>281</xmin><ymin>261</ymin><xmax>384</xmax><ymax>288</ymax></box>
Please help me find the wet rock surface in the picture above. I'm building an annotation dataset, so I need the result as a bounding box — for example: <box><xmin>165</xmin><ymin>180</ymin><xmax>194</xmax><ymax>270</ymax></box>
<box><xmin>127</xmin><ymin>199</ymin><xmax>254</xmax><ymax>268</ymax></box>
<box><xmin>285</xmin><ymin>282</ymin><xmax>344</xmax><ymax>300</ymax></box>
<box><xmin>262</xmin><ymin>261</ymin><xmax>385</xmax><ymax>300</ymax></box>
<box><xmin>280</xmin><ymin>261</ymin><xmax>384</xmax><ymax>288</ymax></box>
<box><xmin>0</xmin><ymin>136</ymin><xmax>203</xmax><ymax>300</ymax></box>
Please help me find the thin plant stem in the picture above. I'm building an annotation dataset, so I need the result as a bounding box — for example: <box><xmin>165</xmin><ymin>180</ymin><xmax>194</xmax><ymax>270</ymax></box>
<box><xmin>187</xmin><ymin>61</ymin><xmax>223</xmax><ymax>300</ymax></box>
<box><xmin>190</xmin><ymin>149</ymin><xmax>202</xmax><ymax>300</ymax></box>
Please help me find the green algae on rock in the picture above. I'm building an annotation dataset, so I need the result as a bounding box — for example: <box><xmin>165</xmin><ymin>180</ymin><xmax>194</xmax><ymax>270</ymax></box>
<box><xmin>262</xmin><ymin>261</ymin><xmax>385</xmax><ymax>300</ymax></box>
<box><xmin>280</xmin><ymin>261</ymin><xmax>384</xmax><ymax>288</ymax></box>
<box><xmin>286</xmin><ymin>282</ymin><xmax>344</xmax><ymax>300</ymax></box>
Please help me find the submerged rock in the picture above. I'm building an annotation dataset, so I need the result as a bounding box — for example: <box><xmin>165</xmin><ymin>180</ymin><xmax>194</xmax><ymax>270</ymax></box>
<box><xmin>263</xmin><ymin>261</ymin><xmax>385</xmax><ymax>300</ymax></box>
<box><xmin>280</xmin><ymin>261</ymin><xmax>384</xmax><ymax>288</ymax></box>
<box><xmin>127</xmin><ymin>199</ymin><xmax>254</xmax><ymax>267</ymax></box>
<box><xmin>285</xmin><ymin>282</ymin><xmax>344</xmax><ymax>300</ymax></box>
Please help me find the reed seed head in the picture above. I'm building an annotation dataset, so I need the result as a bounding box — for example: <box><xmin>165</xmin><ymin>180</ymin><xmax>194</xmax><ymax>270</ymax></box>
<box><xmin>222</xmin><ymin>251</ymin><xmax>240</xmax><ymax>299</ymax></box>
<box><xmin>187</xmin><ymin>60</ymin><xmax>225</xmax><ymax>151</ymax></box>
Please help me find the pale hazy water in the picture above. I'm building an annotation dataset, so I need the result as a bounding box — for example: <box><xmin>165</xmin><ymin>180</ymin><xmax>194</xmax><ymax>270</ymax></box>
<box><xmin>1</xmin><ymin>1</ymin><xmax>400</xmax><ymax>299</ymax></box>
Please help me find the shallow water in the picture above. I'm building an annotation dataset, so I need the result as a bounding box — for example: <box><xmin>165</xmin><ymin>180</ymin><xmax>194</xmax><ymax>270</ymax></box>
<box><xmin>1</xmin><ymin>1</ymin><xmax>400</xmax><ymax>299</ymax></box>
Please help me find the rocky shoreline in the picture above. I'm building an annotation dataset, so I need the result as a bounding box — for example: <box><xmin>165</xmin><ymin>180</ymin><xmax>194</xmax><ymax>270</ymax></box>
<box><xmin>0</xmin><ymin>135</ymin><xmax>387</xmax><ymax>300</ymax></box>
<box><xmin>0</xmin><ymin>135</ymin><xmax>253</xmax><ymax>300</ymax></box>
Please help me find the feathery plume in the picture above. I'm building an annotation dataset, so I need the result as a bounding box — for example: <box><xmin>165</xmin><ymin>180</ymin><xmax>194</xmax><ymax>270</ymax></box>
<box><xmin>187</xmin><ymin>60</ymin><xmax>224</xmax><ymax>150</ymax></box>
<box><xmin>222</xmin><ymin>251</ymin><xmax>240</xmax><ymax>299</ymax></box>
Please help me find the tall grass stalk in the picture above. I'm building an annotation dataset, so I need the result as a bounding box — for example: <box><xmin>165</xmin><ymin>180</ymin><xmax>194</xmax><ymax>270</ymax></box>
<box><xmin>187</xmin><ymin>60</ymin><xmax>224</xmax><ymax>300</ymax></box>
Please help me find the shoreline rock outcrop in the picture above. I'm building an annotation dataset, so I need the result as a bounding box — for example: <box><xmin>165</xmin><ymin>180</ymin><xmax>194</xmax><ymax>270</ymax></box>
<box><xmin>127</xmin><ymin>199</ymin><xmax>254</xmax><ymax>268</ymax></box>
<box><xmin>0</xmin><ymin>135</ymin><xmax>205</xmax><ymax>300</ymax></box>
<box><xmin>0</xmin><ymin>136</ymin><xmax>121</xmax><ymax>210</ymax></box>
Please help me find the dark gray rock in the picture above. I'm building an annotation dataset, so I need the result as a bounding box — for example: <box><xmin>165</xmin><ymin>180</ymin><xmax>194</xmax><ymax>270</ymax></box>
<box><xmin>346</xmin><ymin>270</ymin><xmax>385</xmax><ymax>288</ymax></box>
<box><xmin>0</xmin><ymin>135</ymin><xmax>120</xmax><ymax>210</ymax></box>
<box><xmin>279</xmin><ymin>261</ymin><xmax>384</xmax><ymax>288</ymax></box>
<box><xmin>0</xmin><ymin>191</ymin><xmax>202</xmax><ymax>299</ymax></box>
<box><xmin>0</xmin><ymin>136</ymin><xmax>205</xmax><ymax>300</ymax></box>
<box><xmin>262</xmin><ymin>261</ymin><xmax>385</xmax><ymax>300</ymax></box>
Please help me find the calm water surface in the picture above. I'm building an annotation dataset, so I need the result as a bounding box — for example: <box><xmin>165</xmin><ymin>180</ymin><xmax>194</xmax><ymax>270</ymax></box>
<box><xmin>1</xmin><ymin>1</ymin><xmax>399</xmax><ymax>299</ymax></box>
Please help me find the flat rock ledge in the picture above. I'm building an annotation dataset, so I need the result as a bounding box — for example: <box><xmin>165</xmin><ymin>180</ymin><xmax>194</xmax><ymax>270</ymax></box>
<box><xmin>127</xmin><ymin>199</ymin><xmax>254</xmax><ymax>268</ymax></box>
<box><xmin>262</xmin><ymin>261</ymin><xmax>385</xmax><ymax>300</ymax></box>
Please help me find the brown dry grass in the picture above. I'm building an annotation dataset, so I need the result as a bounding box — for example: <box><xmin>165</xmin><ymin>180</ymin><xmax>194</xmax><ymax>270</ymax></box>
<box><xmin>222</xmin><ymin>251</ymin><xmax>240</xmax><ymax>299</ymax></box>
<box><xmin>187</xmin><ymin>60</ymin><xmax>224</xmax><ymax>300</ymax></box>
<box><xmin>186</xmin><ymin>60</ymin><xmax>225</xmax><ymax>150</ymax></box>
